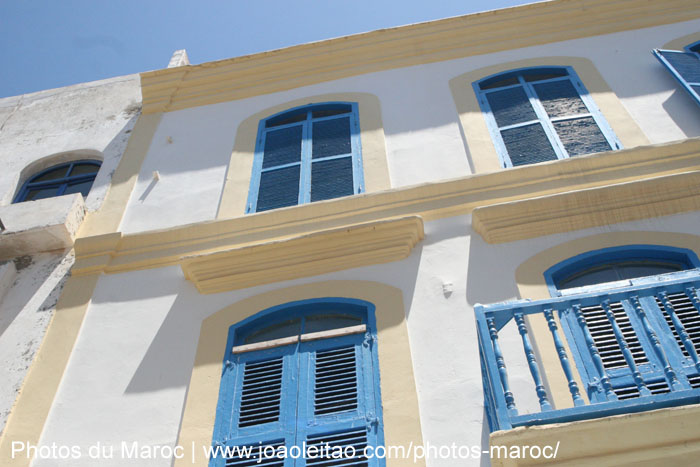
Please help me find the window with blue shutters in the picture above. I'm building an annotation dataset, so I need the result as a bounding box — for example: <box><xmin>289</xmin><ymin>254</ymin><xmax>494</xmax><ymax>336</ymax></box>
<box><xmin>246</xmin><ymin>103</ymin><xmax>364</xmax><ymax>213</ymax></box>
<box><xmin>653</xmin><ymin>41</ymin><xmax>700</xmax><ymax>107</ymax></box>
<box><xmin>210</xmin><ymin>299</ymin><xmax>384</xmax><ymax>466</ymax></box>
<box><xmin>13</xmin><ymin>160</ymin><xmax>101</xmax><ymax>203</ymax></box>
<box><xmin>473</xmin><ymin>67</ymin><xmax>621</xmax><ymax>168</ymax></box>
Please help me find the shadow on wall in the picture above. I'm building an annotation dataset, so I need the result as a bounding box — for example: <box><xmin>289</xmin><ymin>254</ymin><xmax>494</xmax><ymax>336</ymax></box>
<box><xmin>123</xmin><ymin>250</ymin><xmax>423</xmax><ymax>394</ymax></box>
<box><xmin>465</xmin><ymin>233</ymin><xmax>520</xmax><ymax>307</ymax></box>
<box><xmin>661</xmin><ymin>86</ymin><xmax>700</xmax><ymax>138</ymax></box>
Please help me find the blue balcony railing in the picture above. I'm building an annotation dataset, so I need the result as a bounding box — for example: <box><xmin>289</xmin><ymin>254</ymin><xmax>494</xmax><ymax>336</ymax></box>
<box><xmin>477</xmin><ymin>273</ymin><xmax>700</xmax><ymax>432</ymax></box>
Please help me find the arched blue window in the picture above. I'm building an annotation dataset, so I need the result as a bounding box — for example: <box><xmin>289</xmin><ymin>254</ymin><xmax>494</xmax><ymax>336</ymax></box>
<box><xmin>473</xmin><ymin>66</ymin><xmax>621</xmax><ymax>168</ymax></box>
<box><xmin>210</xmin><ymin>298</ymin><xmax>384</xmax><ymax>466</ymax></box>
<box><xmin>246</xmin><ymin>103</ymin><xmax>364</xmax><ymax>213</ymax></box>
<box><xmin>545</xmin><ymin>245</ymin><xmax>700</xmax><ymax>297</ymax></box>
<box><xmin>653</xmin><ymin>41</ymin><xmax>700</xmax><ymax>107</ymax></box>
<box><xmin>13</xmin><ymin>160</ymin><xmax>101</xmax><ymax>203</ymax></box>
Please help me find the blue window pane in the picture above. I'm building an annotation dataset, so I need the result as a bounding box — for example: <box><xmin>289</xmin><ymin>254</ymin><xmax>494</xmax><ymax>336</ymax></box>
<box><xmin>479</xmin><ymin>75</ymin><xmax>519</xmax><ymax>90</ymax></box>
<box><xmin>533</xmin><ymin>80</ymin><xmax>588</xmax><ymax>118</ymax></box>
<box><xmin>63</xmin><ymin>180</ymin><xmax>95</xmax><ymax>197</ymax></box>
<box><xmin>311</xmin><ymin>157</ymin><xmax>354</xmax><ymax>202</ymax></box>
<box><xmin>659</xmin><ymin>50</ymin><xmax>700</xmax><ymax>83</ymax></box>
<box><xmin>501</xmin><ymin>124</ymin><xmax>558</xmax><ymax>166</ymax></box>
<box><xmin>486</xmin><ymin>86</ymin><xmax>537</xmax><ymax>127</ymax></box>
<box><xmin>32</xmin><ymin>166</ymin><xmax>69</xmax><ymax>182</ymax></box>
<box><xmin>69</xmin><ymin>163</ymin><xmax>100</xmax><ymax>176</ymax></box>
<box><xmin>262</xmin><ymin>126</ymin><xmax>303</xmax><ymax>168</ymax></box>
<box><xmin>522</xmin><ymin>68</ymin><xmax>568</xmax><ymax>82</ymax></box>
<box><xmin>244</xmin><ymin>319</ymin><xmax>302</xmax><ymax>344</ymax></box>
<box><xmin>553</xmin><ymin>117</ymin><xmax>611</xmax><ymax>157</ymax></box>
<box><xmin>266</xmin><ymin>109</ymin><xmax>307</xmax><ymax>128</ymax></box>
<box><xmin>24</xmin><ymin>187</ymin><xmax>60</xmax><ymax>201</ymax></box>
<box><xmin>312</xmin><ymin>117</ymin><xmax>351</xmax><ymax>159</ymax></box>
<box><xmin>257</xmin><ymin>165</ymin><xmax>300</xmax><ymax>212</ymax></box>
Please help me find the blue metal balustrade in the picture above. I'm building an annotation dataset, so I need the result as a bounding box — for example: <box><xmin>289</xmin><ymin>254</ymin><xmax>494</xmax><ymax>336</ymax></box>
<box><xmin>477</xmin><ymin>272</ymin><xmax>700</xmax><ymax>432</ymax></box>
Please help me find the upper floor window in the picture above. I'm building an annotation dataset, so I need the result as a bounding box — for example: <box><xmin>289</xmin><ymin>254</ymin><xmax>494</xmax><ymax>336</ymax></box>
<box><xmin>246</xmin><ymin>103</ymin><xmax>364</xmax><ymax>213</ymax></box>
<box><xmin>210</xmin><ymin>299</ymin><xmax>384</xmax><ymax>466</ymax></box>
<box><xmin>13</xmin><ymin>160</ymin><xmax>101</xmax><ymax>203</ymax></box>
<box><xmin>653</xmin><ymin>41</ymin><xmax>700</xmax><ymax>107</ymax></box>
<box><xmin>545</xmin><ymin>245</ymin><xmax>700</xmax><ymax>297</ymax></box>
<box><xmin>473</xmin><ymin>67</ymin><xmax>621</xmax><ymax>168</ymax></box>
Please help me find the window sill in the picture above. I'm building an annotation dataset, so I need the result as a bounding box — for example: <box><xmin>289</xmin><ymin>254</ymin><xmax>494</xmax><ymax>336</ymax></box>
<box><xmin>0</xmin><ymin>193</ymin><xmax>87</xmax><ymax>259</ymax></box>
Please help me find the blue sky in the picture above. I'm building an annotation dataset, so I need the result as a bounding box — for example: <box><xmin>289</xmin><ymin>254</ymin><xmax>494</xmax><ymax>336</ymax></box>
<box><xmin>0</xmin><ymin>0</ymin><xmax>534</xmax><ymax>98</ymax></box>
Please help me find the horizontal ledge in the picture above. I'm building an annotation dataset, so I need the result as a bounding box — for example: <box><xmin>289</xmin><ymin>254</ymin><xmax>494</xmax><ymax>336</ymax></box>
<box><xmin>232</xmin><ymin>324</ymin><xmax>367</xmax><ymax>353</ymax></box>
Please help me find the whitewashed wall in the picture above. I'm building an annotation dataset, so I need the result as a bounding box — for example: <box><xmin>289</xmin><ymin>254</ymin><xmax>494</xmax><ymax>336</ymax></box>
<box><xmin>34</xmin><ymin>210</ymin><xmax>700</xmax><ymax>466</ymax></box>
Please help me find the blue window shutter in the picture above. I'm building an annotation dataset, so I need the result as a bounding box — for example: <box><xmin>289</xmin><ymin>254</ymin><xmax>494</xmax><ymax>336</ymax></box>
<box><xmin>247</xmin><ymin>103</ymin><xmax>363</xmax><ymax>213</ymax></box>
<box><xmin>653</xmin><ymin>49</ymin><xmax>700</xmax><ymax>107</ymax></box>
<box><xmin>473</xmin><ymin>67</ymin><xmax>621</xmax><ymax>168</ymax></box>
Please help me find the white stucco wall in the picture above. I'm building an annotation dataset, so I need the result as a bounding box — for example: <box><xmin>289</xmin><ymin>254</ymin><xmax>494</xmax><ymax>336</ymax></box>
<box><xmin>118</xmin><ymin>19</ymin><xmax>700</xmax><ymax>234</ymax></box>
<box><xmin>36</xmin><ymin>209</ymin><xmax>700</xmax><ymax>466</ymax></box>
<box><xmin>0</xmin><ymin>74</ymin><xmax>141</xmax><ymax>210</ymax></box>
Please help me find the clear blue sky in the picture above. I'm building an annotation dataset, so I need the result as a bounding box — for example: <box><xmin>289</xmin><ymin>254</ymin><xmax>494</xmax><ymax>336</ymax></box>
<box><xmin>0</xmin><ymin>0</ymin><xmax>534</xmax><ymax>98</ymax></box>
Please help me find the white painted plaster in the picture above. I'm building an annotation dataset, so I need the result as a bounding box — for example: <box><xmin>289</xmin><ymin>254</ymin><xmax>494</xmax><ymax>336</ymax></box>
<box><xmin>0</xmin><ymin>260</ymin><xmax>16</xmax><ymax>302</ymax></box>
<box><xmin>0</xmin><ymin>193</ymin><xmax>86</xmax><ymax>259</ymax></box>
<box><xmin>0</xmin><ymin>250</ymin><xmax>73</xmax><ymax>435</ymax></box>
<box><xmin>0</xmin><ymin>74</ymin><xmax>141</xmax><ymax>211</ymax></box>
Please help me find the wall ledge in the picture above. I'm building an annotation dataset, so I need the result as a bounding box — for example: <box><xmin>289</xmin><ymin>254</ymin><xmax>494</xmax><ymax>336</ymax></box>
<box><xmin>180</xmin><ymin>216</ymin><xmax>424</xmax><ymax>294</ymax></box>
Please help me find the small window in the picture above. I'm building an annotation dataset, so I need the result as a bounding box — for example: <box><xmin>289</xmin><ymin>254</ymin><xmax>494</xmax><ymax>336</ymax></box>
<box><xmin>653</xmin><ymin>42</ymin><xmax>700</xmax><ymax>107</ymax></box>
<box><xmin>473</xmin><ymin>66</ymin><xmax>621</xmax><ymax>168</ymax></box>
<box><xmin>13</xmin><ymin>160</ymin><xmax>101</xmax><ymax>203</ymax></box>
<box><xmin>545</xmin><ymin>245</ymin><xmax>700</xmax><ymax>296</ymax></box>
<box><xmin>210</xmin><ymin>299</ymin><xmax>384</xmax><ymax>466</ymax></box>
<box><xmin>246</xmin><ymin>103</ymin><xmax>364</xmax><ymax>213</ymax></box>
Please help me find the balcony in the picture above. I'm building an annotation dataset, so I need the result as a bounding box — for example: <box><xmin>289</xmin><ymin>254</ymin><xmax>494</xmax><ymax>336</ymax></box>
<box><xmin>477</xmin><ymin>272</ymin><xmax>700</xmax><ymax>464</ymax></box>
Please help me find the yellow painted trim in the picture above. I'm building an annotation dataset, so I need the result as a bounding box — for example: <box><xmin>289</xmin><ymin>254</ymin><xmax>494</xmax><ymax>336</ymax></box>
<box><xmin>514</xmin><ymin>232</ymin><xmax>700</xmax><ymax>412</ymax></box>
<box><xmin>175</xmin><ymin>281</ymin><xmax>424</xmax><ymax>467</ymax></box>
<box><xmin>77</xmin><ymin>113</ymin><xmax>163</xmax><ymax>238</ymax></box>
<box><xmin>490</xmin><ymin>403</ymin><xmax>700</xmax><ymax>466</ymax></box>
<box><xmin>663</xmin><ymin>31</ymin><xmax>700</xmax><ymax>50</ymax></box>
<box><xmin>0</xmin><ymin>274</ymin><xmax>99</xmax><ymax>467</ymax></box>
<box><xmin>473</xmin><ymin>171</ymin><xmax>700</xmax><ymax>244</ymax></box>
<box><xmin>140</xmin><ymin>0</ymin><xmax>700</xmax><ymax>114</ymax></box>
<box><xmin>217</xmin><ymin>93</ymin><xmax>390</xmax><ymax>219</ymax></box>
<box><xmin>71</xmin><ymin>138</ymin><xmax>700</xmax><ymax>277</ymax></box>
<box><xmin>181</xmin><ymin>216</ymin><xmax>424</xmax><ymax>294</ymax></box>
<box><xmin>449</xmin><ymin>56</ymin><xmax>649</xmax><ymax>174</ymax></box>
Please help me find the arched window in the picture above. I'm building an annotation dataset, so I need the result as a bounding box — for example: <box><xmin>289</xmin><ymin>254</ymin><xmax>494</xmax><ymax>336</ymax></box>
<box><xmin>13</xmin><ymin>160</ymin><xmax>101</xmax><ymax>203</ymax></box>
<box><xmin>545</xmin><ymin>245</ymin><xmax>700</xmax><ymax>296</ymax></box>
<box><xmin>246</xmin><ymin>103</ymin><xmax>364</xmax><ymax>213</ymax></box>
<box><xmin>473</xmin><ymin>66</ymin><xmax>621</xmax><ymax>168</ymax></box>
<box><xmin>653</xmin><ymin>41</ymin><xmax>700</xmax><ymax>107</ymax></box>
<box><xmin>210</xmin><ymin>298</ymin><xmax>384</xmax><ymax>466</ymax></box>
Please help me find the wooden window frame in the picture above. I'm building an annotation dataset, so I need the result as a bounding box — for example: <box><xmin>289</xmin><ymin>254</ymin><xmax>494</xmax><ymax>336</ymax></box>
<box><xmin>13</xmin><ymin>160</ymin><xmax>102</xmax><ymax>204</ymax></box>
<box><xmin>653</xmin><ymin>41</ymin><xmax>700</xmax><ymax>107</ymax></box>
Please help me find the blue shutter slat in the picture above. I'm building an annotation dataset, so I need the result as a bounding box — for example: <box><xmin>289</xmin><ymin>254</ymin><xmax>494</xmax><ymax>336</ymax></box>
<box><xmin>653</xmin><ymin>49</ymin><xmax>700</xmax><ymax>106</ymax></box>
<box><xmin>485</xmin><ymin>86</ymin><xmax>538</xmax><ymax>127</ymax></box>
<box><xmin>262</xmin><ymin>125</ymin><xmax>303</xmax><ymax>168</ymax></box>
<box><xmin>552</xmin><ymin>117</ymin><xmax>611</xmax><ymax>157</ymax></box>
<box><xmin>500</xmin><ymin>123</ymin><xmax>558</xmax><ymax>166</ymax></box>
<box><xmin>532</xmin><ymin>80</ymin><xmax>588</xmax><ymax>118</ymax></box>
<box><xmin>310</xmin><ymin>157</ymin><xmax>354</xmax><ymax>202</ymax></box>
<box><xmin>656</xmin><ymin>292</ymin><xmax>700</xmax><ymax>358</ymax></box>
<box><xmin>304</xmin><ymin>428</ymin><xmax>370</xmax><ymax>466</ymax></box>
<box><xmin>256</xmin><ymin>165</ymin><xmax>301</xmax><ymax>212</ymax></box>
<box><xmin>312</xmin><ymin>117</ymin><xmax>352</xmax><ymax>159</ymax></box>
<box><xmin>314</xmin><ymin>346</ymin><xmax>358</xmax><ymax>416</ymax></box>
<box><xmin>238</xmin><ymin>357</ymin><xmax>283</xmax><ymax>428</ymax></box>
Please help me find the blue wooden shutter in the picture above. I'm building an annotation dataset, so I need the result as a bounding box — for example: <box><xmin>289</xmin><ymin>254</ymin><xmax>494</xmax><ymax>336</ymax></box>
<box><xmin>653</xmin><ymin>49</ymin><xmax>700</xmax><ymax>107</ymax></box>
<box><xmin>296</xmin><ymin>333</ymin><xmax>382</xmax><ymax>466</ymax></box>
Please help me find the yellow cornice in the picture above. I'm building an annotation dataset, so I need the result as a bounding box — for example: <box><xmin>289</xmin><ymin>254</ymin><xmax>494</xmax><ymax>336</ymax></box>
<box><xmin>473</xmin><ymin>171</ymin><xmax>700</xmax><ymax>244</ymax></box>
<box><xmin>180</xmin><ymin>216</ymin><xmax>424</xmax><ymax>294</ymax></box>
<box><xmin>71</xmin><ymin>138</ymin><xmax>700</xmax><ymax>280</ymax></box>
<box><xmin>140</xmin><ymin>0</ymin><xmax>700</xmax><ymax>114</ymax></box>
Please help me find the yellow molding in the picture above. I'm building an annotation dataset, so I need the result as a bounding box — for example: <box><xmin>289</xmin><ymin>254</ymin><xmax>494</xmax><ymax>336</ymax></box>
<box><xmin>181</xmin><ymin>216</ymin><xmax>424</xmax><ymax>294</ymax></box>
<box><xmin>70</xmin><ymin>138</ymin><xmax>700</xmax><ymax>276</ymax></box>
<box><xmin>473</xmin><ymin>171</ymin><xmax>700</xmax><ymax>244</ymax></box>
<box><xmin>140</xmin><ymin>0</ymin><xmax>700</xmax><ymax>114</ymax></box>
<box><xmin>490</xmin><ymin>403</ymin><xmax>700</xmax><ymax>466</ymax></box>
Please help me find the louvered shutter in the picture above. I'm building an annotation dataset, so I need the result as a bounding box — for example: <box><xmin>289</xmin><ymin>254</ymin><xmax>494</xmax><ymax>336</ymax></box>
<box><xmin>211</xmin><ymin>345</ymin><xmax>299</xmax><ymax>467</ymax></box>
<box><xmin>653</xmin><ymin>49</ymin><xmax>700</xmax><ymax>107</ymax></box>
<box><xmin>563</xmin><ymin>298</ymin><xmax>670</xmax><ymax>402</ymax></box>
<box><xmin>295</xmin><ymin>333</ymin><xmax>381</xmax><ymax>466</ymax></box>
